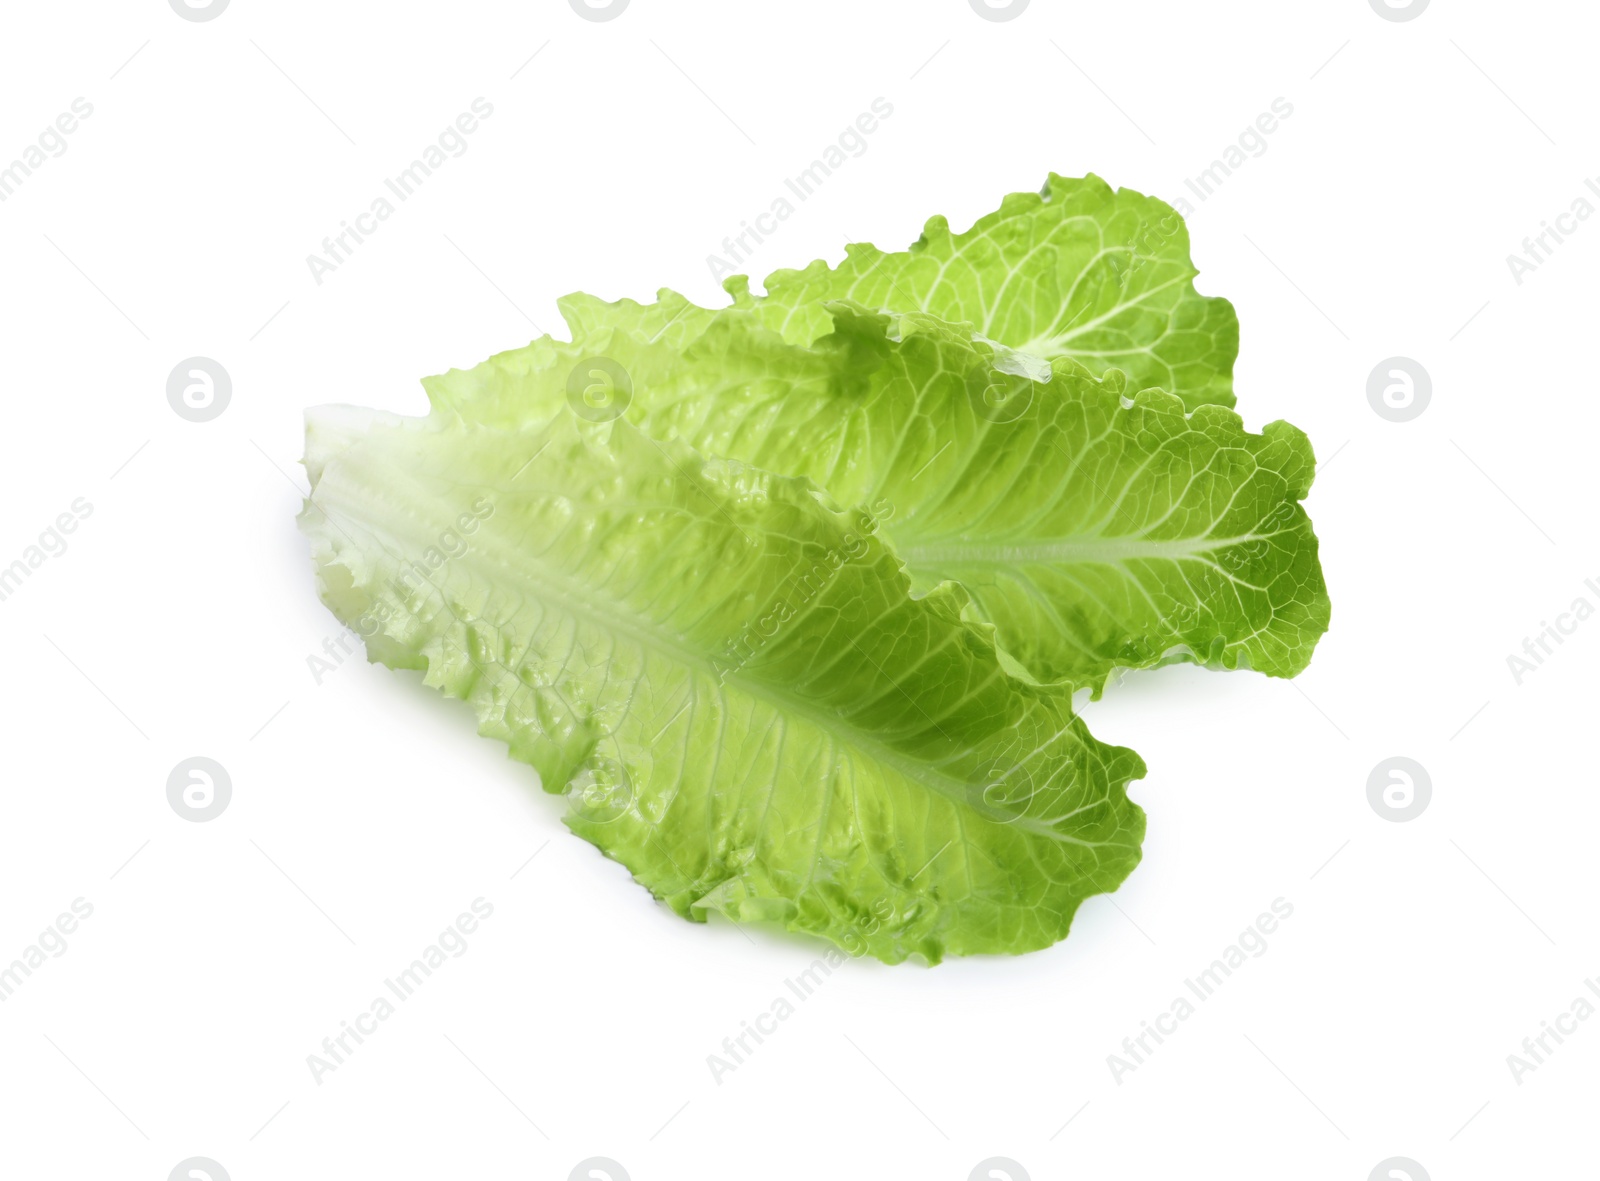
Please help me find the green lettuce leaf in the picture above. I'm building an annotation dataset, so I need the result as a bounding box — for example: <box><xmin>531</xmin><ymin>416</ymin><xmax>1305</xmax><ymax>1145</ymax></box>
<box><xmin>300</xmin><ymin>410</ymin><xmax>1145</xmax><ymax>963</ymax></box>
<box><xmin>561</xmin><ymin>173</ymin><xmax>1238</xmax><ymax>411</ymax></box>
<box><xmin>424</xmin><ymin>303</ymin><xmax>1328</xmax><ymax>693</ymax></box>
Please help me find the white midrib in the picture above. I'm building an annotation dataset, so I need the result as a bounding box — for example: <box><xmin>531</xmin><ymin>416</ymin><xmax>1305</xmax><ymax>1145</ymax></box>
<box><xmin>1012</xmin><ymin>273</ymin><xmax>1193</xmax><ymax>356</ymax></box>
<box><xmin>895</xmin><ymin>532</ymin><xmax>1263</xmax><ymax>567</ymax></box>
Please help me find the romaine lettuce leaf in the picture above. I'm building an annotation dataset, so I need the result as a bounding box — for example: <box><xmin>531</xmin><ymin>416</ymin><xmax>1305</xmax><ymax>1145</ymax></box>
<box><xmin>425</xmin><ymin>303</ymin><xmax>1327</xmax><ymax>693</ymax></box>
<box><xmin>561</xmin><ymin>173</ymin><xmax>1238</xmax><ymax>411</ymax></box>
<box><xmin>300</xmin><ymin>411</ymin><xmax>1145</xmax><ymax>963</ymax></box>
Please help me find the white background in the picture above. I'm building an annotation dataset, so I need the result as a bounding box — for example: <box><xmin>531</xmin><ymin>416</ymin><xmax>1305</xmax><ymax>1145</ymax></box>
<box><xmin>1</xmin><ymin>1</ymin><xmax>1595</xmax><ymax>1178</ymax></box>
